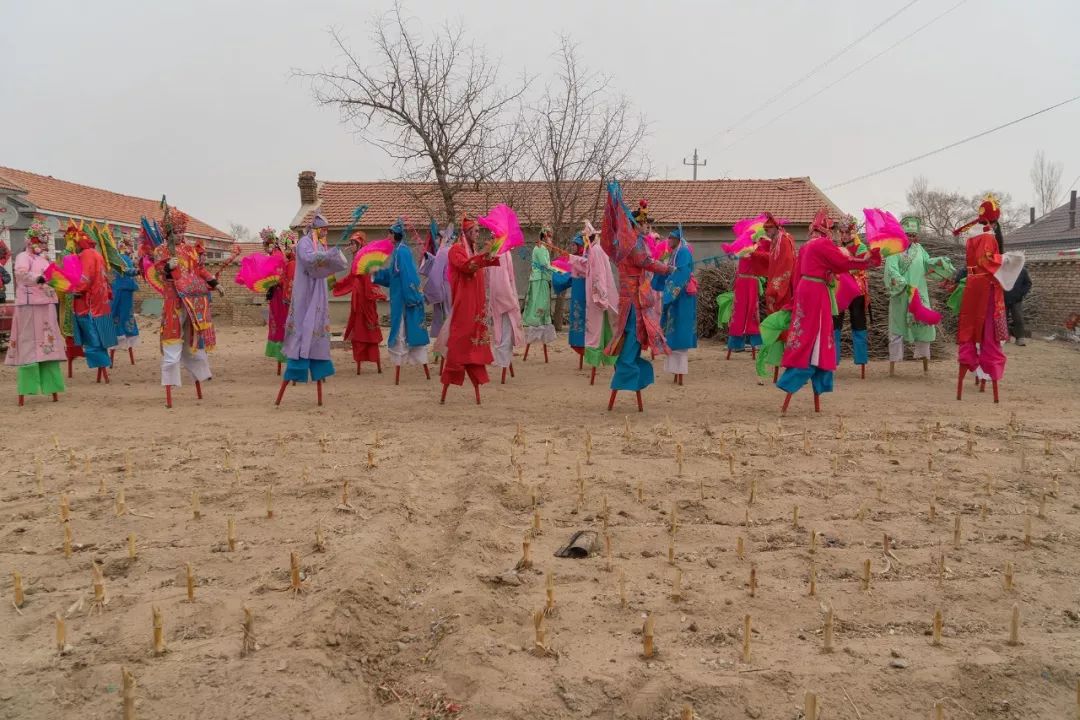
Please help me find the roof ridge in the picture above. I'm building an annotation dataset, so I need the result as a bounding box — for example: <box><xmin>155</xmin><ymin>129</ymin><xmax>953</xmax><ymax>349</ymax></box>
<box><xmin>317</xmin><ymin>176</ymin><xmax>811</xmax><ymax>187</ymax></box>
<box><xmin>0</xmin><ymin>165</ymin><xmax>166</xmax><ymax>206</ymax></box>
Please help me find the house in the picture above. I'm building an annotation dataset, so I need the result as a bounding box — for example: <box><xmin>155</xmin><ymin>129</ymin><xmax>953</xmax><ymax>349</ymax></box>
<box><xmin>0</xmin><ymin>166</ymin><xmax>232</xmax><ymax>263</ymax></box>
<box><xmin>289</xmin><ymin>171</ymin><xmax>844</xmax><ymax>267</ymax></box>
<box><xmin>1006</xmin><ymin>191</ymin><xmax>1080</xmax><ymax>258</ymax></box>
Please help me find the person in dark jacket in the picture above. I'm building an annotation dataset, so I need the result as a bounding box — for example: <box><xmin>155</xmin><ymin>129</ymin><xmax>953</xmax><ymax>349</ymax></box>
<box><xmin>1004</xmin><ymin>266</ymin><xmax>1032</xmax><ymax>346</ymax></box>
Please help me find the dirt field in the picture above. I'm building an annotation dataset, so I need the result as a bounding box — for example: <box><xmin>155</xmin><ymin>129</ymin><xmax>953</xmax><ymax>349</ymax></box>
<box><xmin>2</xmin><ymin>325</ymin><xmax>1079</xmax><ymax>720</ymax></box>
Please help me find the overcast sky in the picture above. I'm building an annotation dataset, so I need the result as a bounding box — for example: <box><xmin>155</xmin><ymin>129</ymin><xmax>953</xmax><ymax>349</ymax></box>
<box><xmin>4</xmin><ymin>0</ymin><xmax>1078</xmax><ymax>234</ymax></box>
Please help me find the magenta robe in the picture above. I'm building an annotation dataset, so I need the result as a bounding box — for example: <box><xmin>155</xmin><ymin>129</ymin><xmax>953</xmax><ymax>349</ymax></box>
<box><xmin>781</xmin><ymin>236</ymin><xmax>874</xmax><ymax>371</ymax></box>
<box><xmin>729</xmin><ymin>247</ymin><xmax>770</xmax><ymax>337</ymax></box>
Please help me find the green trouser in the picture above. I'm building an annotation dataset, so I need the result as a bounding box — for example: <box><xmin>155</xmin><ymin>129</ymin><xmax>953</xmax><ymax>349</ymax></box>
<box><xmin>17</xmin><ymin>361</ymin><xmax>66</xmax><ymax>395</ymax></box>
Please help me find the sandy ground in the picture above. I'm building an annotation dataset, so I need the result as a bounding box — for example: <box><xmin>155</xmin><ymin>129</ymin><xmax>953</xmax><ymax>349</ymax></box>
<box><xmin>1</xmin><ymin>325</ymin><xmax>1079</xmax><ymax>720</ymax></box>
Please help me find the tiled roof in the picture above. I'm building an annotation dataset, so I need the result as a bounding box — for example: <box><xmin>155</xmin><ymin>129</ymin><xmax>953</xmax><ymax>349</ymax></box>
<box><xmin>299</xmin><ymin>177</ymin><xmax>842</xmax><ymax>229</ymax></box>
<box><xmin>0</xmin><ymin>172</ymin><xmax>28</xmax><ymax>193</ymax></box>
<box><xmin>0</xmin><ymin>166</ymin><xmax>230</xmax><ymax>240</ymax></box>
<box><xmin>1007</xmin><ymin>194</ymin><xmax>1080</xmax><ymax>248</ymax></box>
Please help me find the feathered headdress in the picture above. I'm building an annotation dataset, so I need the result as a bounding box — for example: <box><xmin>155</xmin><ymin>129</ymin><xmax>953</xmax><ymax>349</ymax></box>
<box><xmin>631</xmin><ymin>199</ymin><xmax>649</xmax><ymax>224</ymax></box>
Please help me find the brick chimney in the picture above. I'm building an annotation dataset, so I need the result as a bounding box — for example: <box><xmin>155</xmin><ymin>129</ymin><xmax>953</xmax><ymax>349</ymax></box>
<box><xmin>298</xmin><ymin>170</ymin><xmax>318</xmax><ymax>206</ymax></box>
<box><xmin>1070</xmin><ymin>190</ymin><xmax>1077</xmax><ymax>231</ymax></box>
<box><xmin>1029</xmin><ymin>207</ymin><xmax>1035</xmax><ymax>225</ymax></box>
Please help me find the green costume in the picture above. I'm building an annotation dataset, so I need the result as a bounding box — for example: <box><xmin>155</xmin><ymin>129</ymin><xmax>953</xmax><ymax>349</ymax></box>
<box><xmin>522</xmin><ymin>244</ymin><xmax>556</xmax><ymax>344</ymax></box>
<box><xmin>884</xmin><ymin>244</ymin><xmax>954</xmax><ymax>343</ymax></box>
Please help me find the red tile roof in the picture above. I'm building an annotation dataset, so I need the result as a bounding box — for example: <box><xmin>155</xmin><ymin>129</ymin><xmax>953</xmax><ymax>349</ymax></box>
<box><xmin>0</xmin><ymin>166</ymin><xmax>230</xmax><ymax>240</ymax></box>
<box><xmin>300</xmin><ymin>177</ymin><xmax>842</xmax><ymax>229</ymax></box>
<box><xmin>0</xmin><ymin>172</ymin><xmax>28</xmax><ymax>193</ymax></box>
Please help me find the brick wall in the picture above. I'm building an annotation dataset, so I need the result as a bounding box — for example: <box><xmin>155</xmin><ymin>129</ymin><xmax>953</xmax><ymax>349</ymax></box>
<box><xmin>1025</xmin><ymin>258</ymin><xmax>1080</xmax><ymax>331</ymax></box>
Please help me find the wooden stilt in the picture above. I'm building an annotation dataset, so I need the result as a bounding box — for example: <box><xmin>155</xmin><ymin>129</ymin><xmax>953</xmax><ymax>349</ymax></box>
<box><xmin>440</xmin><ymin>383</ymin><xmax>449</xmax><ymax>404</ymax></box>
<box><xmin>607</xmin><ymin>390</ymin><xmax>617</xmax><ymax>411</ymax></box>
<box><xmin>509</xmin><ymin>362</ymin><xmax>515</xmax><ymax>378</ymax></box>
<box><xmin>395</xmin><ymin>366</ymin><xmax>401</xmax><ymax>385</ymax></box>
<box><xmin>992</xmin><ymin>379</ymin><xmax>999</xmax><ymax>403</ymax></box>
<box><xmin>194</xmin><ymin>381</ymin><xmax>202</xmax><ymax>400</ymax></box>
<box><xmin>274</xmin><ymin>380</ymin><xmax>288</xmax><ymax>405</ymax></box>
<box><xmin>17</xmin><ymin>395</ymin><xmax>24</xmax><ymax>407</ymax></box>
<box><xmin>501</xmin><ymin>367</ymin><xmax>507</xmax><ymax>384</ymax></box>
<box><xmin>590</xmin><ymin>366</ymin><xmax>597</xmax><ymax>385</ymax></box>
<box><xmin>129</xmin><ymin>347</ymin><xmax>136</xmax><ymax>365</ymax></box>
<box><xmin>423</xmin><ymin>363</ymin><xmax>431</xmax><ymax>380</ymax></box>
<box><xmin>813</xmin><ymin>393</ymin><xmax>821</xmax><ymax>413</ymax></box>
<box><xmin>523</xmin><ymin>344</ymin><xmax>531</xmax><ymax>361</ymax></box>
<box><xmin>473</xmin><ymin>382</ymin><xmax>482</xmax><ymax>405</ymax></box>
<box><xmin>543</xmin><ymin>344</ymin><xmax>549</xmax><ymax>363</ymax></box>
<box><xmin>165</xmin><ymin>385</ymin><xmax>173</xmax><ymax>409</ymax></box>
<box><xmin>781</xmin><ymin>393</ymin><xmax>793</xmax><ymax>415</ymax></box>
<box><xmin>316</xmin><ymin>380</ymin><xmax>323</xmax><ymax>406</ymax></box>
<box><xmin>636</xmin><ymin>391</ymin><xmax>643</xmax><ymax>412</ymax></box>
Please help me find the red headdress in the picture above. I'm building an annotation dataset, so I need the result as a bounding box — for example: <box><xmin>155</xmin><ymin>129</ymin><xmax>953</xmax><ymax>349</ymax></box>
<box><xmin>460</xmin><ymin>214</ymin><xmax>477</xmax><ymax>232</ymax></box>
<box><xmin>350</xmin><ymin>230</ymin><xmax>367</xmax><ymax>246</ymax></box>
<box><xmin>809</xmin><ymin>209</ymin><xmax>834</xmax><ymax>237</ymax></box>
<box><xmin>952</xmin><ymin>194</ymin><xmax>1001</xmax><ymax>236</ymax></box>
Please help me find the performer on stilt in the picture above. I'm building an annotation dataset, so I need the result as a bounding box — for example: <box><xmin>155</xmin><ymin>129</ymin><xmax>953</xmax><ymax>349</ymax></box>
<box><xmin>759</xmin><ymin>213</ymin><xmax>796</xmax><ymax>381</ymax></box>
<box><xmin>276</xmin><ymin>212</ymin><xmax>347</xmax><ymax>406</ymax></box>
<box><xmin>69</xmin><ymin>224</ymin><xmax>117</xmax><ymax>383</ymax></box>
<box><xmin>600</xmin><ymin>187</ymin><xmax>670</xmax><ymax>412</ymax></box>
<box><xmin>258</xmin><ymin>227</ymin><xmax>289</xmax><ymax>373</ymax></box>
<box><xmin>6</xmin><ymin>219</ymin><xmax>65</xmax><ymax>405</ymax></box>
<box><xmin>654</xmin><ymin>226</ymin><xmax>697</xmax><ymax>385</ymax></box>
<box><xmin>578</xmin><ymin>222</ymin><xmax>618</xmax><ymax>384</ymax></box>
<box><xmin>778</xmin><ymin>210</ymin><xmax>881</xmax><ymax>414</ymax></box>
<box><xmin>831</xmin><ymin>215</ymin><xmax>870</xmax><ymax>378</ymax></box>
<box><xmin>486</xmin><ymin>236</ymin><xmax>523</xmax><ymax>385</ymax></box>
<box><xmin>954</xmin><ymin>196</ymin><xmax>1022</xmax><ymax>403</ymax></box>
<box><xmin>109</xmin><ymin>236</ymin><xmax>140</xmax><ymax>367</ymax></box>
<box><xmin>722</xmin><ymin>216</ymin><xmax>771</xmax><ymax>359</ymax></box>
<box><xmin>374</xmin><ymin>218</ymin><xmax>430</xmax><ymax>383</ymax></box>
<box><xmin>522</xmin><ymin>227</ymin><xmax>557</xmax><ymax>363</ymax></box>
<box><xmin>420</xmin><ymin>220</ymin><xmax>452</xmax><ymax>369</ymax></box>
<box><xmin>440</xmin><ymin>215</ymin><xmax>500</xmax><ymax>404</ymax></box>
<box><xmin>334</xmin><ymin>230</ymin><xmax>385</xmax><ymax>374</ymax></box>
<box><xmin>150</xmin><ymin>208</ymin><xmax>218</xmax><ymax>408</ymax></box>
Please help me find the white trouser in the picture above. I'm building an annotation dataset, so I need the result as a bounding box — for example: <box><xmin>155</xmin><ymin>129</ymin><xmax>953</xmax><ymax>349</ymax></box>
<box><xmin>664</xmin><ymin>350</ymin><xmax>689</xmax><ymax>374</ymax></box>
<box><xmin>115</xmin><ymin>335</ymin><xmax>141</xmax><ymax>350</ymax></box>
<box><xmin>524</xmin><ymin>324</ymin><xmax>556</xmax><ymax>344</ymax></box>
<box><xmin>492</xmin><ymin>314</ymin><xmax>514</xmax><ymax>368</ymax></box>
<box><xmin>388</xmin><ymin>320</ymin><xmax>428</xmax><ymax>366</ymax></box>
<box><xmin>161</xmin><ymin>342</ymin><xmax>211</xmax><ymax>386</ymax></box>
<box><xmin>889</xmin><ymin>335</ymin><xmax>930</xmax><ymax>362</ymax></box>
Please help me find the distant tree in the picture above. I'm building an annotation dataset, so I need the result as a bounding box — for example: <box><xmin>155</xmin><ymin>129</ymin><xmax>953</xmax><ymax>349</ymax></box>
<box><xmin>298</xmin><ymin>2</ymin><xmax>530</xmax><ymax>223</ymax></box>
<box><xmin>904</xmin><ymin>177</ymin><xmax>1025</xmax><ymax>240</ymax></box>
<box><xmin>1030</xmin><ymin>150</ymin><xmax>1064</xmax><ymax>216</ymax></box>
<box><xmin>228</xmin><ymin>223</ymin><xmax>254</xmax><ymax>243</ymax></box>
<box><xmin>521</xmin><ymin>36</ymin><xmax>650</xmax><ymax>243</ymax></box>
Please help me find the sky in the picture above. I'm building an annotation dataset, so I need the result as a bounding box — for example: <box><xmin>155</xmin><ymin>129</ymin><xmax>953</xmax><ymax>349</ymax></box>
<box><xmin>4</xmin><ymin>0</ymin><xmax>1079</xmax><ymax>234</ymax></box>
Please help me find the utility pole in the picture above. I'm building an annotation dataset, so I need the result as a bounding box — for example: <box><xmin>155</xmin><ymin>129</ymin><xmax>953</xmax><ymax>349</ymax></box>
<box><xmin>682</xmin><ymin>148</ymin><xmax>707</xmax><ymax>180</ymax></box>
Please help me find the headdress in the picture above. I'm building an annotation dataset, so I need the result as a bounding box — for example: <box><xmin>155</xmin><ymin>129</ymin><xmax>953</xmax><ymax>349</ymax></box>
<box><xmin>26</xmin><ymin>217</ymin><xmax>51</xmax><ymax>247</ymax></box>
<box><xmin>259</xmin><ymin>227</ymin><xmax>279</xmax><ymax>246</ymax></box>
<box><xmin>539</xmin><ymin>225</ymin><xmax>553</xmax><ymax>239</ymax></box>
<box><xmin>952</xmin><ymin>194</ymin><xmax>1000</xmax><ymax>236</ymax></box>
<box><xmin>810</xmin><ymin>209</ymin><xmax>834</xmax><ymax>236</ymax></box>
<box><xmin>583</xmin><ymin>220</ymin><xmax>599</xmax><ymax>238</ymax></box>
<box><xmin>461</xmin><ymin>214</ymin><xmax>477</xmax><ymax>232</ymax></box>
<box><xmin>350</xmin><ymin>230</ymin><xmax>367</xmax><ymax>245</ymax></box>
<box><xmin>668</xmin><ymin>225</ymin><xmax>685</xmax><ymax>242</ymax></box>
<box><xmin>389</xmin><ymin>217</ymin><xmax>406</xmax><ymax>237</ymax></box>
<box><xmin>631</xmin><ymin>199</ymin><xmax>649</xmax><ymax>224</ymax></box>
<box><xmin>572</xmin><ymin>232</ymin><xmax>585</xmax><ymax>247</ymax></box>
<box><xmin>311</xmin><ymin>212</ymin><xmax>329</xmax><ymax>229</ymax></box>
<box><xmin>900</xmin><ymin>215</ymin><xmax>922</xmax><ymax>236</ymax></box>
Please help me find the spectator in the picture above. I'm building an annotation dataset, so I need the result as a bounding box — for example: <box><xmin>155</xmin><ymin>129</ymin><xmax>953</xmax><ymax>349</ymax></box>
<box><xmin>1004</xmin><ymin>266</ymin><xmax>1032</xmax><ymax>346</ymax></box>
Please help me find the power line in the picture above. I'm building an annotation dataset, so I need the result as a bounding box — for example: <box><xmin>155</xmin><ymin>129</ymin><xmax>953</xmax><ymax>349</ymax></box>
<box><xmin>716</xmin><ymin>0</ymin><xmax>967</xmax><ymax>156</ymax></box>
<box><xmin>825</xmin><ymin>93</ymin><xmax>1080</xmax><ymax>190</ymax></box>
<box><xmin>708</xmin><ymin>0</ymin><xmax>923</xmax><ymax>142</ymax></box>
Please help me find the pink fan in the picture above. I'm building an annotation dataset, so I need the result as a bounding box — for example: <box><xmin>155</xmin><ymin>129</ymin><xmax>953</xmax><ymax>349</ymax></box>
<box><xmin>235</xmin><ymin>252</ymin><xmax>286</xmax><ymax>292</ymax></box>
<box><xmin>908</xmin><ymin>287</ymin><xmax>941</xmax><ymax>325</ymax></box>
<box><xmin>478</xmin><ymin>204</ymin><xmax>525</xmax><ymax>256</ymax></box>
<box><xmin>551</xmin><ymin>257</ymin><xmax>572</xmax><ymax>274</ymax></box>
<box><xmin>863</xmin><ymin>208</ymin><xmax>910</xmax><ymax>258</ymax></box>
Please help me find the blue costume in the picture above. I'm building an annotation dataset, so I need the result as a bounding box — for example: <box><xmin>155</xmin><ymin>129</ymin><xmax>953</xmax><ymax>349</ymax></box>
<box><xmin>374</xmin><ymin>219</ymin><xmax>430</xmax><ymax>373</ymax></box>
<box><xmin>111</xmin><ymin>251</ymin><xmax>140</xmax><ymax>353</ymax></box>
<box><xmin>652</xmin><ymin>229</ymin><xmax>697</xmax><ymax>381</ymax></box>
<box><xmin>553</xmin><ymin>233</ymin><xmax>586</xmax><ymax>354</ymax></box>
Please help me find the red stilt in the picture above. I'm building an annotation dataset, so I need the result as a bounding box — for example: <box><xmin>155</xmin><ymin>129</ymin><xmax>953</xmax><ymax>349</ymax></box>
<box><xmin>195</xmin><ymin>380</ymin><xmax>203</xmax><ymax>400</ymax></box>
<box><xmin>751</xmin><ymin>346</ymin><xmax>757</xmax><ymax>360</ymax></box>
<box><xmin>440</xmin><ymin>383</ymin><xmax>449</xmax><ymax>404</ymax></box>
<box><xmin>813</xmin><ymin>393</ymin><xmax>821</xmax><ymax>413</ymax></box>
<box><xmin>67</xmin><ymin>358</ymin><xmax>73</xmax><ymax>378</ymax></box>
<box><xmin>578</xmin><ymin>353</ymin><xmax>583</xmax><ymax>370</ymax></box>
<box><xmin>956</xmin><ymin>366</ymin><xmax>967</xmax><ymax>400</ymax></box>
<box><xmin>277</xmin><ymin>362</ymin><xmax>282</xmax><ymax>376</ymax></box>
<box><xmin>523</xmin><ymin>344</ymin><xmax>531</xmax><ymax>361</ymax></box>
<box><xmin>501</xmin><ymin>367</ymin><xmax>507</xmax><ymax>384</ymax></box>
<box><xmin>726</xmin><ymin>348</ymin><xmax>732</xmax><ymax>361</ymax></box>
<box><xmin>992</xmin><ymin>379</ymin><xmax>999</xmax><ymax>404</ymax></box>
<box><xmin>395</xmin><ymin>366</ymin><xmax>401</xmax><ymax>386</ymax></box>
<box><xmin>275</xmin><ymin>380</ymin><xmax>289</xmax><ymax>406</ymax></box>
<box><xmin>650</xmin><ymin>350</ymin><xmax>656</xmax><ymax>360</ymax></box>
<box><xmin>860</xmin><ymin>364</ymin><xmax>866</xmax><ymax>379</ymax></box>
<box><xmin>165</xmin><ymin>385</ymin><xmax>173</xmax><ymax>409</ymax></box>
<box><xmin>590</xmin><ymin>367</ymin><xmax>597</xmax><ymax>385</ymax></box>
<box><xmin>377</xmin><ymin>358</ymin><xmax>382</xmax><ymax>373</ymax></box>
<box><xmin>423</xmin><ymin>364</ymin><xmax>431</xmax><ymax>380</ymax></box>
<box><xmin>356</xmin><ymin>362</ymin><xmax>362</xmax><ymax>375</ymax></box>
<box><xmin>509</xmin><ymin>363</ymin><xmax>515</xmax><ymax>378</ymax></box>
<box><xmin>607</xmin><ymin>389</ymin><xmax>617</xmax><ymax>411</ymax></box>
<box><xmin>979</xmin><ymin>379</ymin><xmax>986</xmax><ymax>393</ymax></box>
<box><xmin>52</xmin><ymin>393</ymin><xmax>59</xmax><ymax>402</ymax></box>
<box><xmin>316</xmin><ymin>380</ymin><xmax>323</xmax><ymax>406</ymax></box>
<box><xmin>678</xmin><ymin>374</ymin><xmax>684</xmax><ymax>386</ymax></box>
<box><xmin>110</xmin><ymin>349</ymin><xmax>116</xmax><ymax>367</ymax></box>
<box><xmin>781</xmin><ymin>393</ymin><xmax>793</xmax><ymax>415</ymax></box>
<box><xmin>103</xmin><ymin>368</ymin><xmax>110</xmax><ymax>384</ymax></box>
<box><xmin>636</xmin><ymin>391</ymin><xmax>644</xmax><ymax>412</ymax></box>
<box><xmin>773</xmin><ymin>366</ymin><xmax>780</xmax><ymax>383</ymax></box>
<box><xmin>438</xmin><ymin>357</ymin><xmax>443</xmax><ymax>376</ymax></box>
<box><xmin>543</xmin><ymin>344</ymin><xmax>549</xmax><ymax>363</ymax></box>
<box><xmin>128</xmin><ymin>347</ymin><xmax>135</xmax><ymax>365</ymax></box>
<box><xmin>18</xmin><ymin>395</ymin><xmax>24</xmax><ymax>407</ymax></box>
<box><xmin>473</xmin><ymin>382</ymin><xmax>482</xmax><ymax>405</ymax></box>
<box><xmin>96</xmin><ymin>368</ymin><xmax>102</xmax><ymax>383</ymax></box>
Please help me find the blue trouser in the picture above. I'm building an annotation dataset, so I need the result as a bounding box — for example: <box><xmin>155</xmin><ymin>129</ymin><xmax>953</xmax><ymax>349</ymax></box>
<box><xmin>777</xmin><ymin>366</ymin><xmax>834</xmax><ymax>395</ymax></box>
<box><xmin>284</xmin><ymin>358</ymin><xmax>335</xmax><ymax>383</ymax></box>
<box><xmin>833</xmin><ymin>303</ymin><xmax>868</xmax><ymax>365</ymax></box>
<box><xmin>834</xmin><ymin>329</ymin><xmax>869</xmax><ymax>365</ymax></box>
<box><xmin>610</xmin><ymin>306</ymin><xmax>654</xmax><ymax>392</ymax></box>
<box><xmin>727</xmin><ymin>333</ymin><xmax>762</xmax><ymax>350</ymax></box>
<box><xmin>73</xmin><ymin>314</ymin><xmax>116</xmax><ymax>369</ymax></box>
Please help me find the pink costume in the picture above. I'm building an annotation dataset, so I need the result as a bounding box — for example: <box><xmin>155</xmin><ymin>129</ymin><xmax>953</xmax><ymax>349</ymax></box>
<box><xmin>485</xmin><ymin>252</ymin><xmax>523</xmax><ymax>371</ymax></box>
<box><xmin>728</xmin><ymin>246</ymin><xmax>770</xmax><ymax>343</ymax></box>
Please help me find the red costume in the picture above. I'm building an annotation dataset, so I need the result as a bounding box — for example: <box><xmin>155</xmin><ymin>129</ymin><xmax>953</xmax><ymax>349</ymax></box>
<box><xmin>159</xmin><ymin>244</ymin><xmax>217</xmax><ymax>352</ymax></box>
<box><xmin>764</xmin><ymin>218</ymin><xmax>796</xmax><ymax>314</ymax></box>
<box><xmin>440</xmin><ymin>217</ymin><xmax>500</xmax><ymax>401</ymax></box>
<box><xmin>334</xmin><ymin>235</ymin><xmax>385</xmax><ymax>371</ymax></box>
<box><xmin>72</xmin><ymin>246</ymin><xmax>112</xmax><ymax>319</ymax></box>
<box><xmin>957</xmin><ymin>231</ymin><xmax>1007</xmax><ymax>383</ymax></box>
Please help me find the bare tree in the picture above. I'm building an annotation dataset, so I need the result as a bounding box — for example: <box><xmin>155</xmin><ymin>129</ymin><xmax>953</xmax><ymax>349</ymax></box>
<box><xmin>297</xmin><ymin>3</ymin><xmax>529</xmax><ymax>222</ymax></box>
<box><xmin>1030</xmin><ymin>150</ymin><xmax>1064</xmax><ymax>216</ymax></box>
<box><xmin>905</xmin><ymin>176</ymin><xmax>969</xmax><ymax>240</ymax></box>
<box><xmin>228</xmin><ymin>223</ymin><xmax>253</xmax><ymax>243</ymax></box>
<box><xmin>522</xmin><ymin>36</ymin><xmax>649</xmax><ymax>244</ymax></box>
